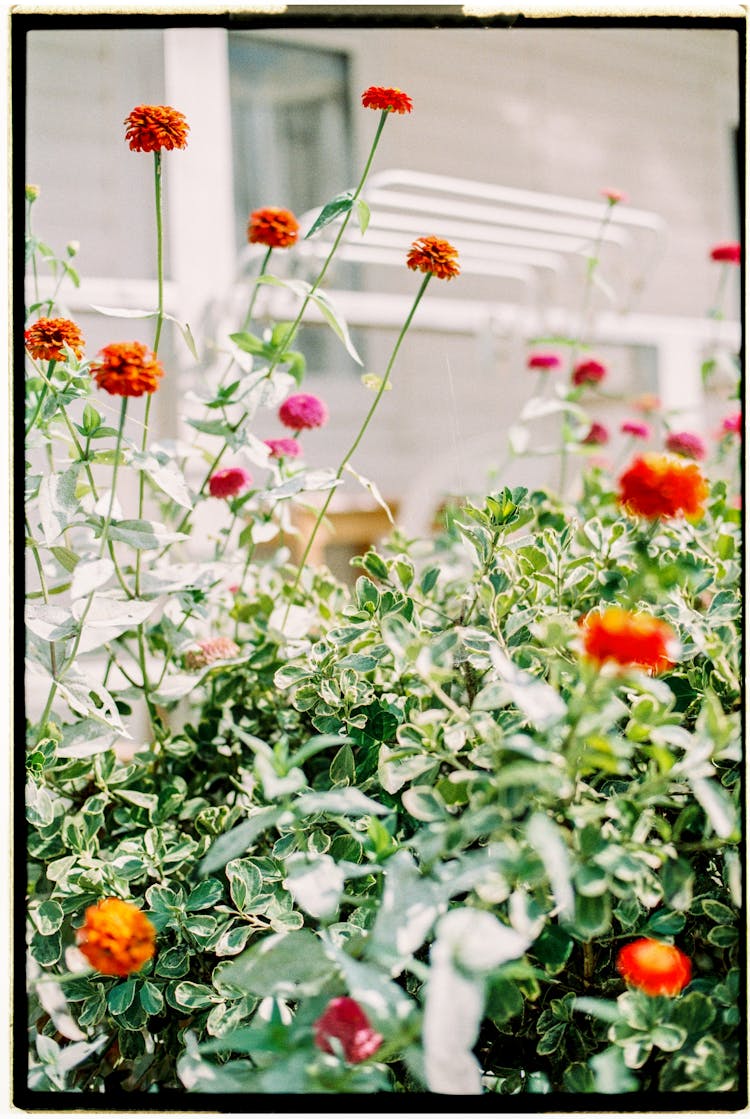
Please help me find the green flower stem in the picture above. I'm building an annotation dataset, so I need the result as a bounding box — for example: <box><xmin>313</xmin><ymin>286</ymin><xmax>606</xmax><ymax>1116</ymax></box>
<box><xmin>99</xmin><ymin>397</ymin><xmax>129</xmax><ymax>559</ymax></box>
<box><xmin>284</xmin><ymin>271</ymin><xmax>432</xmax><ymax>616</ymax></box>
<box><xmin>25</xmin><ymin>359</ymin><xmax>55</xmax><ymax>435</ymax></box>
<box><xmin>27</xmin><ymin>198</ymin><xmax>40</xmax><ymax>305</ymax></box>
<box><xmin>152</xmin><ymin>152</ymin><xmax>165</xmax><ymax>356</ymax></box>
<box><xmin>134</xmin><ymin>393</ymin><xmax>153</xmax><ymax>598</ymax></box>
<box><xmin>241</xmin><ymin>247</ymin><xmax>273</xmax><ymax>333</ymax></box>
<box><xmin>179</xmin><ymin>111</ymin><xmax>391</xmax><ymax>539</ymax></box>
<box><xmin>26</xmin><ymin>515</ymin><xmax>57</xmax><ymax>678</ymax></box>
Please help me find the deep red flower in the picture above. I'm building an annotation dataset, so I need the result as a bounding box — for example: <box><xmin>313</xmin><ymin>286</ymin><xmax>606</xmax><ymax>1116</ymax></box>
<box><xmin>264</xmin><ymin>437</ymin><xmax>302</xmax><ymax>459</ymax></box>
<box><xmin>618</xmin><ymin>453</ymin><xmax>708</xmax><ymax>520</ymax></box>
<box><xmin>581</xmin><ymin>421</ymin><xmax>609</xmax><ymax>446</ymax></box>
<box><xmin>710</xmin><ymin>242</ymin><xmax>741</xmax><ymax>265</ymax></box>
<box><xmin>77</xmin><ymin>898</ymin><xmax>156</xmax><ymax>977</ymax></box>
<box><xmin>527</xmin><ymin>352</ymin><xmax>561</xmax><ymax>371</ymax></box>
<box><xmin>314</xmin><ymin>997</ymin><xmax>383</xmax><ymax>1063</ymax></box>
<box><xmin>406</xmin><ymin>235</ymin><xmax>460</xmax><ymax>280</ymax></box>
<box><xmin>361</xmin><ymin>86</ymin><xmax>413</xmax><ymax>114</ymax></box>
<box><xmin>25</xmin><ymin>317</ymin><xmax>85</xmax><ymax>363</ymax></box>
<box><xmin>621</xmin><ymin>419</ymin><xmax>651</xmax><ymax>440</ymax></box>
<box><xmin>665</xmin><ymin>430</ymin><xmax>706</xmax><ymax>461</ymax></box>
<box><xmin>208</xmin><ymin>467</ymin><xmax>252</xmax><ymax>499</ymax></box>
<box><xmin>721</xmin><ymin>412</ymin><xmax>742</xmax><ymax>436</ymax></box>
<box><xmin>581</xmin><ymin>608</ymin><xmax>677</xmax><ymax>674</ymax></box>
<box><xmin>617</xmin><ymin>939</ymin><xmax>692</xmax><ymax>996</ymax></box>
<box><xmin>278</xmin><ymin>393</ymin><xmax>328</xmax><ymax>431</ymax></box>
<box><xmin>602</xmin><ymin>187</ymin><xmax>627</xmax><ymax>204</ymax></box>
<box><xmin>572</xmin><ymin>358</ymin><xmax>607</xmax><ymax>387</ymax></box>
<box><xmin>124</xmin><ymin>105</ymin><xmax>189</xmax><ymax>152</ymax></box>
<box><xmin>91</xmin><ymin>342</ymin><xmax>164</xmax><ymax>397</ymax></box>
<box><xmin>247</xmin><ymin>207</ymin><xmax>299</xmax><ymax>249</ymax></box>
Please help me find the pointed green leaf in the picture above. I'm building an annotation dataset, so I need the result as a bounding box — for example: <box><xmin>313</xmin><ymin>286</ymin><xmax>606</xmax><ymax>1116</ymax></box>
<box><xmin>304</xmin><ymin>190</ymin><xmax>354</xmax><ymax>239</ymax></box>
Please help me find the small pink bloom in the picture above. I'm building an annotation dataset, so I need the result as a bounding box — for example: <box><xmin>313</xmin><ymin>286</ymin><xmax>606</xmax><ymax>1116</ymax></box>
<box><xmin>208</xmin><ymin>466</ymin><xmax>252</xmax><ymax>498</ymax></box>
<box><xmin>621</xmin><ymin>419</ymin><xmax>651</xmax><ymax>440</ymax></box>
<box><xmin>527</xmin><ymin>352</ymin><xmax>561</xmax><ymax>371</ymax></box>
<box><xmin>185</xmin><ymin>636</ymin><xmax>241</xmax><ymax>670</ymax></box>
<box><xmin>572</xmin><ymin>358</ymin><xmax>607</xmax><ymax>387</ymax></box>
<box><xmin>264</xmin><ymin>436</ymin><xmax>302</xmax><ymax>459</ymax></box>
<box><xmin>278</xmin><ymin>393</ymin><xmax>329</xmax><ymax>431</ymax></box>
<box><xmin>632</xmin><ymin>393</ymin><xmax>661</xmax><ymax>414</ymax></box>
<box><xmin>314</xmin><ymin>997</ymin><xmax>383</xmax><ymax>1064</ymax></box>
<box><xmin>731</xmin><ymin>494</ymin><xmax>742</xmax><ymax>510</ymax></box>
<box><xmin>228</xmin><ymin>584</ymin><xmax>240</xmax><ymax>595</ymax></box>
<box><xmin>602</xmin><ymin>187</ymin><xmax>627</xmax><ymax>204</ymax></box>
<box><xmin>710</xmin><ymin>242</ymin><xmax>741</xmax><ymax>265</ymax></box>
<box><xmin>581</xmin><ymin>421</ymin><xmax>609</xmax><ymax>446</ymax></box>
<box><xmin>665</xmin><ymin>431</ymin><xmax>706</xmax><ymax>461</ymax></box>
<box><xmin>721</xmin><ymin>412</ymin><xmax>742</xmax><ymax>435</ymax></box>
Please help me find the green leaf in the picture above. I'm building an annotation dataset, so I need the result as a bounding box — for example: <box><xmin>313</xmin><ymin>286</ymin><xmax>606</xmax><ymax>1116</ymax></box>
<box><xmin>171</xmin><ymin>982</ymin><xmax>218</xmax><ymax>1009</ymax></box>
<box><xmin>284</xmin><ymin>853</ymin><xmax>345</xmax><ymax>919</ymax></box>
<box><xmin>526</xmin><ymin>812</ymin><xmax>574</xmax><ymax>920</ymax></box>
<box><xmin>304</xmin><ymin>189</ymin><xmax>354</xmax><ymax>239</ymax></box>
<box><xmin>401</xmin><ymin>785</ymin><xmax>447</xmax><ymax>822</ymax></box>
<box><xmin>139</xmin><ymin>980</ymin><xmax>164</xmax><ymax>1015</ymax></box>
<box><xmin>589</xmin><ymin>1046</ymin><xmax>639</xmax><ymax>1093</ymax></box>
<box><xmin>309</xmin><ymin>289</ymin><xmax>362</xmax><ymax>364</ymax></box>
<box><xmin>294</xmin><ymin>787</ymin><xmax>390</xmax><ymax>817</ymax></box>
<box><xmin>107</xmin><ymin>980</ymin><xmax>137</xmax><ymax>1014</ymax></box>
<box><xmin>50</xmin><ymin>545</ymin><xmax>80</xmax><ymax>573</ymax></box>
<box><xmin>706</xmin><ymin>924</ymin><xmax>739</xmax><ymax>947</ymax></box>
<box><xmin>29</xmin><ymin>898</ymin><xmax>64</xmax><ymax>935</ymax></box>
<box><xmin>643</xmin><ymin>909</ymin><xmax>685</xmax><ymax>936</ymax></box>
<box><xmin>225</xmin><ymin>860</ymin><xmax>263</xmax><ymax>912</ymax></box>
<box><xmin>185</xmin><ymin>878</ymin><xmax>225</xmax><ymax>912</ymax></box>
<box><xmin>199</xmin><ymin>807</ymin><xmax>283</xmax><ymax>875</ymax></box>
<box><xmin>70</xmin><ymin>595</ymin><xmax>158</xmax><ymax>655</ymax></box>
<box><xmin>572</xmin><ymin>996</ymin><xmax>622</xmax><ymax>1024</ymax></box>
<box><xmin>355</xmin><ymin>197</ymin><xmax>371</xmax><ymax>235</ymax></box>
<box><xmin>701</xmin><ymin>898</ymin><xmax>736</xmax><ymax>924</ymax></box>
<box><xmin>70</xmin><ymin>557</ymin><xmax>114</xmax><ymax>601</ymax></box>
<box><xmin>219</xmin><ymin>929</ymin><xmax>336</xmax><ymax>998</ymax></box>
<box><xmin>38</xmin><ymin>466</ymin><xmax>81</xmax><ymax>544</ymax></box>
<box><xmin>107</xmin><ymin>518</ymin><xmax>188</xmax><ymax>550</ymax></box>
<box><xmin>229</xmin><ymin>330</ymin><xmax>269</xmax><ymax>357</ymax></box>
<box><xmin>131</xmin><ymin>453</ymin><xmax>193</xmax><ymax>510</ymax></box>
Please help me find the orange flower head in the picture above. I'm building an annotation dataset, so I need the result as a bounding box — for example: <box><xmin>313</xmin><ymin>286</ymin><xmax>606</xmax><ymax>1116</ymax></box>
<box><xmin>91</xmin><ymin>341</ymin><xmax>164</xmax><ymax>398</ymax></box>
<box><xmin>618</xmin><ymin>453</ymin><xmax>709</xmax><ymax>520</ymax></box>
<box><xmin>77</xmin><ymin>897</ymin><xmax>156</xmax><ymax>977</ymax></box>
<box><xmin>617</xmin><ymin>938</ymin><xmax>691</xmax><ymax>996</ymax></box>
<box><xmin>406</xmin><ymin>235</ymin><xmax>460</xmax><ymax>281</ymax></box>
<box><xmin>247</xmin><ymin>207</ymin><xmax>299</xmax><ymax>249</ymax></box>
<box><xmin>581</xmin><ymin>607</ymin><xmax>678</xmax><ymax>674</ymax></box>
<box><xmin>25</xmin><ymin>317</ymin><xmax>85</xmax><ymax>363</ymax></box>
<box><xmin>124</xmin><ymin>104</ymin><xmax>189</xmax><ymax>153</ymax></box>
<box><xmin>361</xmin><ymin>86</ymin><xmax>413</xmax><ymax>114</ymax></box>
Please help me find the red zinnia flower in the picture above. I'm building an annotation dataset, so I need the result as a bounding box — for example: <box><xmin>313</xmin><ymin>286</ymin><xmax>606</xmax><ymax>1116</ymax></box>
<box><xmin>91</xmin><ymin>342</ymin><xmax>164</xmax><ymax>397</ymax></box>
<box><xmin>581</xmin><ymin>421</ymin><xmax>609</xmax><ymax>446</ymax></box>
<box><xmin>581</xmin><ymin>607</ymin><xmax>678</xmax><ymax>674</ymax></box>
<box><xmin>710</xmin><ymin>242</ymin><xmax>741</xmax><ymax>265</ymax></box>
<box><xmin>617</xmin><ymin>939</ymin><xmax>691</xmax><ymax>997</ymax></box>
<box><xmin>247</xmin><ymin>207</ymin><xmax>299</xmax><ymax>249</ymax></box>
<box><xmin>665</xmin><ymin>430</ymin><xmax>706</xmax><ymax>461</ymax></box>
<box><xmin>572</xmin><ymin>358</ymin><xmax>607</xmax><ymax>386</ymax></box>
<box><xmin>721</xmin><ymin>412</ymin><xmax>742</xmax><ymax>436</ymax></box>
<box><xmin>208</xmin><ymin>467</ymin><xmax>252</xmax><ymax>499</ymax></box>
<box><xmin>406</xmin><ymin>235</ymin><xmax>460</xmax><ymax>281</ymax></box>
<box><xmin>185</xmin><ymin>636</ymin><xmax>241</xmax><ymax>670</ymax></box>
<box><xmin>264</xmin><ymin>437</ymin><xmax>301</xmax><ymax>459</ymax></box>
<box><xmin>621</xmin><ymin>419</ymin><xmax>651</xmax><ymax>440</ymax></box>
<box><xmin>602</xmin><ymin>187</ymin><xmax>627</xmax><ymax>204</ymax></box>
<box><xmin>361</xmin><ymin>86</ymin><xmax>413</xmax><ymax>114</ymax></box>
<box><xmin>618</xmin><ymin>453</ymin><xmax>708</xmax><ymax>520</ymax></box>
<box><xmin>527</xmin><ymin>352</ymin><xmax>561</xmax><ymax>371</ymax></box>
<box><xmin>314</xmin><ymin>996</ymin><xmax>383</xmax><ymax>1063</ymax></box>
<box><xmin>278</xmin><ymin>393</ymin><xmax>328</xmax><ymax>431</ymax></box>
<box><xmin>76</xmin><ymin>898</ymin><xmax>156</xmax><ymax>977</ymax></box>
<box><xmin>124</xmin><ymin>105</ymin><xmax>189</xmax><ymax>152</ymax></box>
<box><xmin>25</xmin><ymin>317</ymin><xmax>85</xmax><ymax>363</ymax></box>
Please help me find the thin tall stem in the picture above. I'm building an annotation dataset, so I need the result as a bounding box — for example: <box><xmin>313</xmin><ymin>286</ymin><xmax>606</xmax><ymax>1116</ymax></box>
<box><xmin>152</xmin><ymin>153</ymin><xmax>165</xmax><ymax>356</ymax></box>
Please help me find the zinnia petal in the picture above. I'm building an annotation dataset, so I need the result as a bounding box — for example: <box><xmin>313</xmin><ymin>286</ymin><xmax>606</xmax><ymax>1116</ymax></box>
<box><xmin>247</xmin><ymin>207</ymin><xmax>299</xmax><ymax>249</ymax></box>
<box><xmin>90</xmin><ymin>342</ymin><xmax>164</xmax><ymax>397</ymax></box>
<box><xmin>77</xmin><ymin>898</ymin><xmax>156</xmax><ymax>977</ymax></box>
<box><xmin>617</xmin><ymin>939</ymin><xmax>691</xmax><ymax>996</ymax></box>
<box><xmin>25</xmin><ymin>317</ymin><xmax>85</xmax><ymax>362</ymax></box>
<box><xmin>361</xmin><ymin>86</ymin><xmax>413</xmax><ymax>114</ymax></box>
<box><xmin>124</xmin><ymin>104</ymin><xmax>189</xmax><ymax>152</ymax></box>
<box><xmin>406</xmin><ymin>235</ymin><xmax>460</xmax><ymax>280</ymax></box>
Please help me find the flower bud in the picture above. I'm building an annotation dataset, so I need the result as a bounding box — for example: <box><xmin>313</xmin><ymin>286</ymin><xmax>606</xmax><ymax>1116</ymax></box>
<box><xmin>25</xmin><ymin>184</ymin><xmax>40</xmax><ymax>202</ymax></box>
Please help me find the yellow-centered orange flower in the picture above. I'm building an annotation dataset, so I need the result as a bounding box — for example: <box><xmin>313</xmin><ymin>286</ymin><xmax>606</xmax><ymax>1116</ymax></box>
<box><xmin>247</xmin><ymin>207</ymin><xmax>299</xmax><ymax>249</ymax></box>
<box><xmin>617</xmin><ymin>939</ymin><xmax>691</xmax><ymax>996</ymax></box>
<box><xmin>77</xmin><ymin>898</ymin><xmax>156</xmax><ymax>977</ymax></box>
<box><xmin>361</xmin><ymin>86</ymin><xmax>413</xmax><ymax>114</ymax></box>
<box><xmin>124</xmin><ymin>104</ymin><xmax>189</xmax><ymax>153</ymax></box>
<box><xmin>618</xmin><ymin>453</ymin><xmax>708</xmax><ymax>520</ymax></box>
<box><xmin>581</xmin><ymin>608</ymin><xmax>677</xmax><ymax>674</ymax></box>
<box><xmin>25</xmin><ymin>317</ymin><xmax>84</xmax><ymax>362</ymax></box>
<box><xmin>406</xmin><ymin>235</ymin><xmax>460</xmax><ymax>280</ymax></box>
<box><xmin>91</xmin><ymin>341</ymin><xmax>164</xmax><ymax>397</ymax></box>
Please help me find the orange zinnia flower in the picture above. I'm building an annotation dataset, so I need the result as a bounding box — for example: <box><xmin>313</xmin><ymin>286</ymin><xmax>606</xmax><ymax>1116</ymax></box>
<box><xmin>618</xmin><ymin>453</ymin><xmax>708</xmax><ymax>520</ymax></box>
<box><xmin>91</xmin><ymin>342</ymin><xmax>164</xmax><ymax>397</ymax></box>
<box><xmin>124</xmin><ymin>104</ymin><xmax>189</xmax><ymax>153</ymax></box>
<box><xmin>361</xmin><ymin>86</ymin><xmax>413</xmax><ymax>114</ymax></box>
<box><xmin>77</xmin><ymin>898</ymin><xmax>156</xmax><ymax>977</ymax></box>
<box><xmin>581</xmin><ymin>607</ymin><xmax>677</xmax><ymax>674</ymax></box>
<box><xmin>25</xmin><ymin>317</ymin><xmax>85</xmax><ymax>362</ymax></box>
<box><xmin>247</xmin><ymin>207</ymin><xmax>299</xmax><ymax>249</ymax></box>
<box><xmin>406</xmin><ymin>235</ymin><xmax>460</xmax><ymax>280</ymax></box>
<box><xmin>617</xmin><ymin>938</ymin><xmax>691</xmax><ymax>997</ymax></box>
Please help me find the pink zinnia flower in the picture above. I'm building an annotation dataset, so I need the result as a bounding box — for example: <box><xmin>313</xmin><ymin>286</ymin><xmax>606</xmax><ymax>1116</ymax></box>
<box><xmin>581</xmin><ymin>421</ymin><xmax>609</xmax><ymax>446</ymax></box>
<box><xmin>264</xmin><ymin>437</ymin><xmax>302</xmax><ymax>459</ymax></box>
<box><xmin>721</xmin><ymin>412</ymin><xmax>742</xmax><ymax>436</ymax></box>
<box><xmin>278</xmin><ymin>393</ymin><xmax>328</xmax><ymax>431</ymax></box>
<box><xmin>665</xmin><ymin>431</ymin><xmax>706</xmax><ymax>461</ymax></box>
<box><xmin>527</xmin><ymin>352</ymin><xmax>561</xmax><ymax>371</ymax></box>
<box><xmin>621</xmin><ymin>419</ymin><xmax>651</xmax><ymax>440</ymax></box>
<box><xmin>184</xmin><ymin>636</ymin><xmax>241</xmax><ymax>670</ymax></box>
<box><xmin>710</xmin><ymin>242</ymin><xmax>741</xmax><ymax>265</ymax></box>
<box><xmin>602</xmin><ymin>187</ymin><xmax>627</xmax><ymax>205</ymax></box>
<box><xmin>208</xmin><ymin>466</ymin><xmax>252</xmax><ymax>498</ymax></box>
<box><xmin>572</xmin><ymin>358</ymin><xmax>607</xmax><ymax>387</ymax></box>
<box><xmin>313</xmin><ymin>997</ymin><xmax>383</xmax><ymax>1064</ymax></box>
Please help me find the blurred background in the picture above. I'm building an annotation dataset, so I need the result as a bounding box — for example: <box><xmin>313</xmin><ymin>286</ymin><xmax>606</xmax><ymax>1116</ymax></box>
<box><xmin>25</xmin><ymin>21</ymin><xmax>742</xmax><ymax>563</ymax></box>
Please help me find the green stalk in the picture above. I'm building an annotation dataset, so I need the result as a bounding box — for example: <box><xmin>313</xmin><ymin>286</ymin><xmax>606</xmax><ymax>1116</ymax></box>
<box><xmin>25</xmin><ymin>357</ymin><xmax>53</xmax><ymax>436</ymax></box>
<box><xmin>152</xmin><ymin>152</ymin><xmax>165</xmax><ymax>355</ymax></box>
<box><xmin>241</xmin><ymin>246</ymin><xmax>273</xmax><ymax>332</ymax></box>
<box><xmin>284</xmin><ymin>271</ymin><xmax>432</xmax><ymax>615</ymax></box>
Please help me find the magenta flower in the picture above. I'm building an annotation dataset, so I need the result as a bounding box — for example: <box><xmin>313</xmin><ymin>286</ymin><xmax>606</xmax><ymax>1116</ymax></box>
<box><xmin>527</xmin><ymin>352</ymin><xmax>561</xmax><ymax>371</ymax></box>
<box><xmin>722</xmin><ymin>412</ymin><xmax>742</xmax><ymax>436</ymax></box>
<box><xmin>278</xmin><ymin>393</ymin><xmax>329</xmax><ymax>431</ymax></box>
<box><xmin>208</xmin><ymin>466</ymin><xmax>252</xmax><ymax>498</ymax></box>
<box><xmin>313</xmin><ymin>997</ymin><xmax>383</xmax><ymax>1064</ymax></box>
<box><xmin>602</xmin><ymin>187</ymin><xmax>627</xmax><ymax>205</ymax></box>
<box><xmin>621</xmin><ymin>419</ymin><xmax>651</xmax><ymax>440</ymax></box>
<box><xmin>710</xmin><ymin>242</ymin><xmax>741</xmax><ymax>265</ymax></box>
<box><xmin>581</xmin><ymin>421</ymin><xmax>609</xmax><ymax>446</ymax></box>
<box><xmin>572</xmin><ymin>358</ymin><xmax>607</xmax><ymax>387</ymax></box>
<box><xmin>665</xmin><ymin>431</ymin><xmax>706</xmax><ymax>461</ymax></box>
<box><xmin>264</xmin><ymin>436</ymin><xmax>302</xmax><ymax>459</ymax></box>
